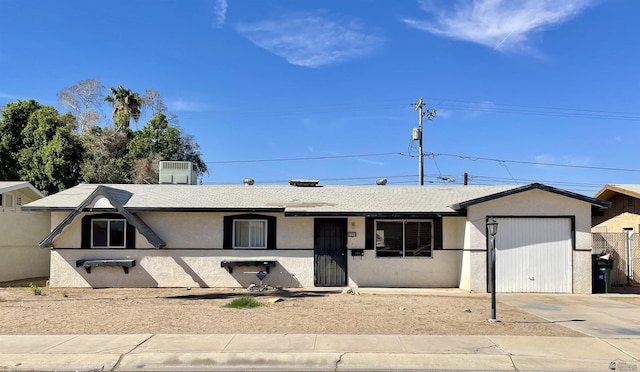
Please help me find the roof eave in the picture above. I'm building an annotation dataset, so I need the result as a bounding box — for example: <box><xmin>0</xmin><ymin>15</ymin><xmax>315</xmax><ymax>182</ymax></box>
<box><xmin>594</xmin><ymin>184</ymin><xmax>640</xmax><ymax>201</ymax></box>
<box><xmin>0</xmin><ymin>182</ymin><xmax>45</xmax><ymax>199</ymax></box>
<box><xmin>451</xmin><ymin>183</ymin><xmax>611</xmax><ymax>211</ymax></box>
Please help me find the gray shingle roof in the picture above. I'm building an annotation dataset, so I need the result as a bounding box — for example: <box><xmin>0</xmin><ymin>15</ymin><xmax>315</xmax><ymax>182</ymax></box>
<box><xmin>23</xmin><ymin>183</ymin><xmax>606</xmax><ymax>214</ymax></box>
<box><xmin>0</xmin><ymin>181</ymin><xmax>44</xmax><ymax>199</ymax></box>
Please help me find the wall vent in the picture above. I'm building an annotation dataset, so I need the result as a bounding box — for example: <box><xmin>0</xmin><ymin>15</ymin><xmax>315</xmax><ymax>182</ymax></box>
<box><xmin>289</xmin><ymin>179</ymin><xmax>320</xmax><ymax>187</ymax></box>
<box><xmin>159</xmin><ymin>161</ymin><xmax>198</xmax><ymax>185</ymax></box>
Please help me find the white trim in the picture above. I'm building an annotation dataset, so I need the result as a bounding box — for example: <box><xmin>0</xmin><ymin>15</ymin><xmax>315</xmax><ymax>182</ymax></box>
<box><xmin>91</xmin><ymin>218</ymin><xmax>127</xmax><ymax>248</ymax></box>
<box><xmin>374</xmin><ymin>219</ymin><xmax>434</xmax><ymax>258</ymax></box>
<box><xmin>232</xmin><ymin>219</ymin><xmax>268</xmax><ymax>249</ymax></box>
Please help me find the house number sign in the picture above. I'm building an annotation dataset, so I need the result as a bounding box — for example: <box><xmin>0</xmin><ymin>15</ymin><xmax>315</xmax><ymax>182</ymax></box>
<box><xmin>256</xmin><ymin>270</ymin><xmax>267</xmax><ymax>281</ymax></box>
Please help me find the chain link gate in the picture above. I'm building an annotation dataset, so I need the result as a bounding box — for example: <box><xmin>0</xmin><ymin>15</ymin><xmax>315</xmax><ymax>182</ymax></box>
<box><xmin>592</xmin><ymin>232</ymin><xmax>640</xmax><ymax>285</ymax></box>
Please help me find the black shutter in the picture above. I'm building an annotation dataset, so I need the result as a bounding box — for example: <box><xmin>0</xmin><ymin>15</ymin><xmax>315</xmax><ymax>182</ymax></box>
<box><xmin>126</xmin><ymin>220</ymin><xmax>136</xmax><ymax>248</ymax></box>
<box><xmin>81</xmin><ymin>216</ymin><xmax>91</xmax><ymax>248</ymax></box>
<box><xmin>365</xmin><ymin>217</ymin><xmax>374</xmax><ymax>249</ymax></box>
<box><xmin>434</xmin><ymin>217</ymin><xmax>443</xmax><ymax>250</ymax></box>
<box><xmin>266</xmin><ymin>215</ymin><xmax>276</xmax><ymax>249</ymax></box>
<box><xmin>223</xmin><ymin>216</ymin><xmax>232</xmax><ymax>249</ymax></box>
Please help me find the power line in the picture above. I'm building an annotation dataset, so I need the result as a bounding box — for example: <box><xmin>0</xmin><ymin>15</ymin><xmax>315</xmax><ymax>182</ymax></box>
<box><xmin>204</xmin><ymin>152</ymin><xmax>410</xmax><ymax>164</ymax></box>
<box><xmin>420</xmin><ymin>96</ymin><xmax>640</xmax><ymax>121</ymax></box>
<box><xmin>425</xmin><ymin>152</ymin><xmax>640</xmax><ymax>173</ymax></box>
<box><xmin>195</xmin><ymin>97</ymin><xmax>640</xmax><ymax>122</ymax></box>
<box><xmin>204</xmin><ymin>150</ymin><xmax>640</xmax><ymax>174</ymax></box>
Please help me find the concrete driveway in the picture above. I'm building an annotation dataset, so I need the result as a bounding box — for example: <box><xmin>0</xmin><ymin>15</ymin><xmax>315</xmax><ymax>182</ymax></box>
<box><xmin>499</xmin><ymin>293</ymin><xmax>640</xmax><ymax>338</ymax></box>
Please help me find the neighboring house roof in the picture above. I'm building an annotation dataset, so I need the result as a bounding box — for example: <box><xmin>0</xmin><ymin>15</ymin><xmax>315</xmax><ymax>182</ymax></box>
<box><xmin>24</xmin><ymin>182</ymin><xmax>609</xmax><ymax>215</ymax></box>
<box><xmin>594</xmin><ymin>184</ymin><xmax>640</xmax><ymax>201</ymax></box>
<box><xmin>0</xmin><ymin>181</ymin><xmax>44</xmax><ymax>200</ymax></box>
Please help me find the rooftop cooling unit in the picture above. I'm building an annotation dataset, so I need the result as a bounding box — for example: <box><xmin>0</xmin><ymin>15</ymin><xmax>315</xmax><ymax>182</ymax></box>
<box><xmin>159</xmin><ymin>161</ymin><xmax>198</xmax><ymax>185</ymax></box>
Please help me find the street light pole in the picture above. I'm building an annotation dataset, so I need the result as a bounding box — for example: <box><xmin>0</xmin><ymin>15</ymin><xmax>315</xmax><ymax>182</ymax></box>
<box><xmin>486</xmin><ymin>218</ymin><xmax>499</xmax><ymax>322</ymax></box>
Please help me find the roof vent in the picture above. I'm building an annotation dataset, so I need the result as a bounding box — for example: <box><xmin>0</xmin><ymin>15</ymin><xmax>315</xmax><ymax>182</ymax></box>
<box><xmin>289</xmin><ymin>179</ymin><xmax>320</xmax><ymax>187</ymax></box>
<box><xmin>376</xmin><ymin>178</ymin><xmax>388</xmax><ymax>186</ymax></box>
<box><xmin>243</xmin><ymin>178</ymin><xmax>255</xmax><ymax>186</ymax></box>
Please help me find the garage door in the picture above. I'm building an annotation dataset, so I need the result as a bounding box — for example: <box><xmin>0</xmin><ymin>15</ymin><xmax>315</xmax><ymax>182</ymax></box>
<box><xmin>493</xmin><ymin>217</ymin><xmax>572</xmax><ymax>293</ymax></box>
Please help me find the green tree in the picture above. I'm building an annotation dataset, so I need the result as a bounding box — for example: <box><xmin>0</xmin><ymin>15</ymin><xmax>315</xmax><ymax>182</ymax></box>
<box><xmin>128</xmin><ymin>113</ymin><xmax>207</xmax><ymax>183</ymax></box>
<box><xmin>80</xmin><ymin>125</ymin><xmax>132</xmax><ymax>184</ymax></box>
<box><xmin>104</xmin><ymin>85</ymin><xmax>141</xmax><ymax>129</ymax></box>
<box><xmin>0</xmin><ymin>100</ymin><xmax>42</xmax><ymax>180</ymax></box>
<box><xmin>18</xmin><ymin>107</ymin><xmax>84</xmax><ymax>194</ymax></box>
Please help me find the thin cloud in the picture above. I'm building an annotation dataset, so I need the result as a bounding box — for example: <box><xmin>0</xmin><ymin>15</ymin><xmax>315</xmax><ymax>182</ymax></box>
<box><xmin>236</xmin><ymin>11</ymin><xmax>385</xmax><ymax>67</ymax></box>
<box><xmin>535</xmin><ymin>154</ymin><xmax>591</xmax><ymax>168</ymax></box>
<box><xmin>355</xmin><ymin>157</ymin><xmax>384</xmax><ymax>166</ymax></box>
<box><xmin>463</xmin><ymin>100</ymin><xmax>496</xmax><ymax>118</ymax></box>
<box><xmin>167</xmin><ymin>99</ymin><xmax>211</xmax><ymax>113</ymax></box>
<box><xmin>403</xmin><ymin>0</ymin><xmax>593</xmax><ymax>54</ymax></box>
<box><xmin>328</xmin><ymin>151</ymin><xmax>384</xmax><ymax>166</ymax></box>
<box><xmin>0</xmin><ymin>92</ymin><xmax>21</xmax><ymax>100</ymax></box>
<box><xmin>213</xmin><ymin>0</ymin><xmax>227</xmax><ymax>28</ymax></box>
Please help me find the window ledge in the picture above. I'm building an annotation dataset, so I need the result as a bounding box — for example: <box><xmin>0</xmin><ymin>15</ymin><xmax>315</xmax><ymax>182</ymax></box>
<box><xmin>220</xmin><ymin>260</ymin><xmax>276</xmax><ymax>273</ymax></box>
<box><xmin>76</xmin><ymin>259</ymin><xmax>136</xmax><ymax>274</ymax></box>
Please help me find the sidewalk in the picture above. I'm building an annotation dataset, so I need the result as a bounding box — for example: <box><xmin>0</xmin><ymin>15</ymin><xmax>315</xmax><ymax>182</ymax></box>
<box><xmin>1</xmin><ymin>291</ymin><xmax>639</xmax><ymax>371</ymax></box>
<box><xmin>1</xmin><ymin>333</ymin><xmax>639</xmax><ymax>371</ymax></box>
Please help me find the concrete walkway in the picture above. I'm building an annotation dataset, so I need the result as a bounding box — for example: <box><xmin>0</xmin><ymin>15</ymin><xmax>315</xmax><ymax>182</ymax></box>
<box><xmin>499</xmin><ymin>293</ymin><xmax>640</xmax><ymax>339</ymax></box>
<box><xmin>0</xmin><ymin>333</ymin><xmax>639</xmax><ymax>371</ymax></box>
<box><xmin>1</xmin><ymin>293</ymin><xmax>639</xmax><ymax>371</ymax></box>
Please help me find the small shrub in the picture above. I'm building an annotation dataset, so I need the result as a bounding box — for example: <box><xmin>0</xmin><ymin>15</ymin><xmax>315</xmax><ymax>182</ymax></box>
<box><xmin>62</xmin><ymin>290</ymin><xmax>69</xmax><ymax>298</ymax></box>
<box><xmin>29</xmin><ymin>282</ymin><xmax>43</xmax><ymax>296</ymax></box>
<box><xmin>224</xmin><ymin>296</ymin><xmax>263</xmax><ymax>309</ymax></box>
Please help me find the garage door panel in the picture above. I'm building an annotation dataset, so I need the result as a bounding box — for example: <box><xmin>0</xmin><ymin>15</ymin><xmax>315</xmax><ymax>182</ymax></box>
<box><xmin>495</xmin><ymin>217</ymin><xmax>572</xmax><ymax>293</ymax></box>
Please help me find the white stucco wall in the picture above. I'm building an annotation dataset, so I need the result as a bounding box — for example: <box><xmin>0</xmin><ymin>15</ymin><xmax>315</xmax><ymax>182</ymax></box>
<box><xmin>48</xmin><ymin>211</ymin><xmax>317</xmax><ymax>288</ymax></box>
<box><xmin>461</xmin><ymin>189</ymin><xmax>594</xmax><ymax>294</ymax></box>
<box><xmin>346</xmin><ymin>216</ymin><xmax>463</xmax><ymax>288</ymax></box>
<box><xmin>0</xmin><ymin>190</ymin><xmax>50</xmax><ymax>282</ymax></box>
<box><xmin>347</xmin><ymin>250</ymin><xmax>462</xmax><ymax>288</ymax></box>
<box><xmin>46</xmin><ymin>190</ymin><xmax>595</xmax><ymax>292</ymax></box>
<box><xmin>50</xmin><ymin>249</ymin><xmax>314</xmax><ymax>288</ymax></box>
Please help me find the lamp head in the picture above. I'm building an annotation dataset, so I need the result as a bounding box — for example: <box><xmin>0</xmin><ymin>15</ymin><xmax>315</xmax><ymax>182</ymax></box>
<box><xmin>487</xmin><ymin>218</ymin><xmax>498</xmax><ymax>236</ymax></box>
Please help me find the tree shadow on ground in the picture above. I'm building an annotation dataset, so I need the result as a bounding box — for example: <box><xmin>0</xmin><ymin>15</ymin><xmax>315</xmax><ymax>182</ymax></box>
<box><xmin>164</xmin><ymin>289</ymin><xmax>342</xmax><ymax>301</ymax></box>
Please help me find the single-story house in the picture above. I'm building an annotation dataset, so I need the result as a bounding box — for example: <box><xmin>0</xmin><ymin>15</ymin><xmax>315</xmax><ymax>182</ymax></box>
<box><xmin>0</xmin><ymin>181</ymin><xmax>50</xmax><ymax>282</ymax></box>
<box><xmin>23</xmin><ymin>181</ymin><xmax>609</xmax><ymax>293</ymax></box>
<box><xmin>591</xmin><ymin>184</ymin><xmax>640</xmax><ymax>285</ymax></box>
<box><xmin>592</xmin><ymin>184</ymin><xmax>640</xmax><ymax>234</ymax></box>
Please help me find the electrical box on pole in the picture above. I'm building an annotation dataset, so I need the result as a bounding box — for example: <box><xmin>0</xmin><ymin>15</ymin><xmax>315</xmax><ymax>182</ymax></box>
<box><xmin>411</xmin><ymin>128</ymin><xmax>421</xmax><ymax>141</ymax></box>
<box><xmin>411</xmin><ymin>97</ymin><xmax>437</xmax><ymax>186</ymax></box>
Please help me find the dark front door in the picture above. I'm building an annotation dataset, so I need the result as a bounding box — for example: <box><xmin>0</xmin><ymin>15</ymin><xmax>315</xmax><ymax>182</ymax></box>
<box><xmin>314</xmin><ymin>219</ymin><xmax>347</xmax><ymax>286</ymax></box>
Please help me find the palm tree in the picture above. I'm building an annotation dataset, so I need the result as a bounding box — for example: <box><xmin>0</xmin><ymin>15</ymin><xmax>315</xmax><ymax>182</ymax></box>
<box><xmin>104</xmin><ymin>85</ymin><xmax>142</xmax><ymax>129</ymax></box>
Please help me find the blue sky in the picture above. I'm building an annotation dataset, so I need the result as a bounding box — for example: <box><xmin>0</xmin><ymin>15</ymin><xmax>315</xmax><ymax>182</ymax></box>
<box><xmin>1</xmin><ymin>0</ymin><xmax>639</xmax><ymax>195</ymax></box>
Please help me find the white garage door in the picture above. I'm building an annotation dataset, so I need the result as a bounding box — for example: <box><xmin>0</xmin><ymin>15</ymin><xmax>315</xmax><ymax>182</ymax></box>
<box><xmin>494</xmin><ymin>217</ymin><xmax>572</xmax><ymax>293</ymax></box>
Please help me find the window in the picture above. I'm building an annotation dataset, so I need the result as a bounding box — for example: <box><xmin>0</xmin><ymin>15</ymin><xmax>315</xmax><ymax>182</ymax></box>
<box><xmin>223</xmin><ymin>214</ymin><xmax>276</xmax><ymax>249</ymax></box>
<box><xmin>2</xmin><ymin>194</ymin><xmax>13</xmax><ymax>208</ymax></box>
<box><xmin>233</xmin><ymin>219</ymin><xmax>267</xmax><ymax>248</ymax></box>
<box><xmin>375</xmin><ymin>220</ymin><xmax>433</xmax><ymax>257</ymax></box>
<box><xmin>81</xmin><ymin>213</ymin><xmax>135</xmax><ymax>249</ymax></box>
<box><xmin>91</xmin><ymin>219</ymin><xmax>126</xmax><ymax>248</ymax></box>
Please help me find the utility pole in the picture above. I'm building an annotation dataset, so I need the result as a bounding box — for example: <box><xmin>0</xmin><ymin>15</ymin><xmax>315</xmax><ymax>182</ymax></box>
<box><xmin>411</xmin><ymin>97</ymin><xmax>436</xmax><ymax>185</ymax></box>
